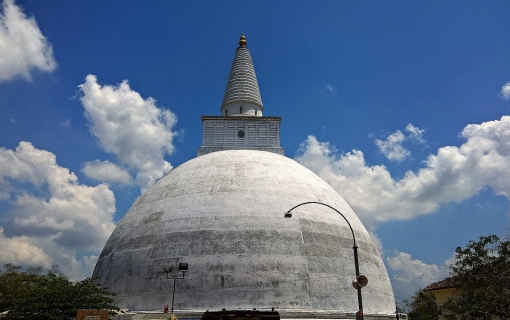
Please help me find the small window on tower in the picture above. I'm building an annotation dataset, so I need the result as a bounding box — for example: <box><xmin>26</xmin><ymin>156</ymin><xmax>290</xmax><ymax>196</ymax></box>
<box><xmin>255</xmin><ymin>110</ymin><xmax>258</xmax><ymax>116</ymax></box>
<box><xmin>240</xmin><ymin>106</ymin><xmax>243</xmax><ymax>114</ymax></box>
<box><xmin>225</xmin><ymin>110</ymin><xmax>228</xmax><ymax>116</ymax></box>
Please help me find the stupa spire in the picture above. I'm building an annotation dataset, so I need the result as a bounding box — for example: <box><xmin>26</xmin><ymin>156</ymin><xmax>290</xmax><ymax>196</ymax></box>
<box><xmin>198</xmin><ymin>33</ymin><xmax>283</xmax><ymax>157</ymax></box>
<box><xmin>239</xmin><ymin>32</ymin><xmax>247</xmax><ymax>46</ymax></box>
<box><xmin>221</xmin><ymin>33</ymin><xmax>264</xmax><ymax>117</ymax></box>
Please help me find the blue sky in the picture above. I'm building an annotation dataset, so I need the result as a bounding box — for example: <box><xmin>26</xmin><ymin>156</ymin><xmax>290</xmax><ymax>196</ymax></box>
<box><xmin>1</xmin><ymin>0</ymin><xmax>510</xmax><ymax>302</ymax></box>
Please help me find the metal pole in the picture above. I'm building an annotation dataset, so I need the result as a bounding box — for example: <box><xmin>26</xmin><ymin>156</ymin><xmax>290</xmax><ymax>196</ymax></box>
<box><xmin>286</xmin><ymin>201</ymin><xmax>364</xmax><ymax>320</ymax></box>
<box><xmin>354</xmin><ymin>245</ymin><xmax>363</xmax><ymax>319</ymax></box>
<box><xmin>171</xmin><ymin>278</ymin><xmax>176</xmax><ymax>313</ymax></box>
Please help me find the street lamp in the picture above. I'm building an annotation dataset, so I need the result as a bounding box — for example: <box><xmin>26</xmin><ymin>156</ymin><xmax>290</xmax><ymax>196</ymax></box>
<box><xmin>284</xmin><ymin>201</ymin><xmax>367</xmax><ymax>320</ymax></box>
<box><xmin>164</xmin><ymin>262</ymin><xmax>188</xmax><ymax>313</ymax></box>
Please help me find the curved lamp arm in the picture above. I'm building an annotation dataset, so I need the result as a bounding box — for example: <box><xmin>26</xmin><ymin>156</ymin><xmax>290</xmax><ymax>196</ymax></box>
<box><xmin>285</xmin><ymin>201</ymin><xmax>364</xmax><ymax>319</ymax></box>
<box><xmin>285</xmin><ymin>201</ymin><xmax>357</xmax><ymax>248</ymax></box>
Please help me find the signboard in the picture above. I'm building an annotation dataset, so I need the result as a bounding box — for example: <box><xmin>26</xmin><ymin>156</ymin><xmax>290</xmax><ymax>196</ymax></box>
<box><xmin>76</xmin><ymin>309</ymin><xmax>109</xmax><ymax>320</ymax></box>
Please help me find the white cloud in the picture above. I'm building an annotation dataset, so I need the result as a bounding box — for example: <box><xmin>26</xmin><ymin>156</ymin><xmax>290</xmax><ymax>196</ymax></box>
<box><xmin>405</xmin><ymin>123</ymin><xmax>425</xmax><ymax>143</ymax></box>
<box><xmin>326</xmin><ymin>83</ymin><xmax>336</xmax><ymax>93</ymax></box>
<box><xmin>0</xmin><ymin>227</ymin><xmax>51</xmax><ymax>266</ymax></box>
<box><xmin>500</xmin><ymin>82</ymin><xmax>510</xmax><ymax>100</ymax></box>
<box><xmin>0</xmin><ymin>0</ymin><xmax>56</xmax><ymax>82</ymax></box>
<box><xmin>375</xmin><ymin>130</ymin><xmax>410</xmax><ymax>161</ymax></box>
<box><xmin>386</xmin><ymin>251</ymin><xmax>450</xmax><ymax>299</ymax></box>
<box><xmin>0</xmin><ymin>141</ymin><xmax>116</xmax><ymax>279</ymax></box>
<box><xmin>374</xmin><ymin>124</ymin><xmax>426</xmax><ymax>162</ymax></box>
<box><xmin>82</xmin><ymin>160</ymin><xmax>133</xmax><ymax>185</ymax></box>
<box><xmin>78</xmin><ymin>74</ymin><xmax>178</xmax><ymax>192</ymax></box>
<box><xmin>295</xmin><ymin>116</ymin><xmax>510</xmax><ymax>230</ymax></box>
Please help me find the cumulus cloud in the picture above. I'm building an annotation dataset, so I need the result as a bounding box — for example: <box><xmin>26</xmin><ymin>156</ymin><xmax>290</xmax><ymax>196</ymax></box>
<box><xmin>295</xmin><ymin>116</ymin><xmax>510</xmax><ymax>230</ymax></box>
<box><xmin>78</xmin><ymin>74</ymin><xmax>177</xmax><ymax>192</ymax></box>
<box><xmin>386</xmin><ymin>251</ymin><xmax>450</xmax><ymax>299</ymax></box>
<box><xmin>500</xmin><ymin>82</ymin><xmax>510</xmax><ymax>100</ymax></box>
<box><xmin>0</xmin><ymin>0</ymin><xmax>56</xmax><ymax>82</ymax></box>
<box><xmin>405</xmin><ymin>123</ymin><xmax>425</xmax><ymax>143</ymax></box>
<box><xmin>82</xmin><ymin>160</ymin><xmax>133</xmax><ymax>185</ymax></box>
<box><xmin>375</xmin><ymin>130</ymin><xmax>410</xmax><ymax>161</ymax></box>
<box><xmin>0</xmin><ymin>227</ymin><xmax>51</xmax><ymax>266</ymax></box>
<box><xmin>0</xmin><ymin>142</ymin><xmax>116</xmax><ymax>279</ymax></box>
<box><xmin>374</xmin><ymin>124</ymin><xmax>426</xmax><ymax>161</ymax></box>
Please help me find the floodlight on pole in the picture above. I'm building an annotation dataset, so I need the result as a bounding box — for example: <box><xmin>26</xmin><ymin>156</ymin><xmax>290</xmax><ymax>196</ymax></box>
<box><xmin>164</xmin><ymin>262</ymin><xmax>188</xmax><ymax>313</ymax></box>
<box><xmin>284</xmin><ymin>201</ymin><xmax>366</xmax><ymax>320</ymax></box>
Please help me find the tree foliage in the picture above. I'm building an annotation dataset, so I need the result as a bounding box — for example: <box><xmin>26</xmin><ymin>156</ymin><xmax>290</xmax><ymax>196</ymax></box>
<box><xmin>442</xmin><ymin>234</ymin><xmax>510</xmax><ymax>319</ymax></box>
<box><xmin>0</xmin><ymin>264</ymin><xmax>118</xmax><ymax>320</ymax></box>
<box><xmin>402</xmin><ymin>290</ymin><xmax>439</xmax><ymax>320</ymax></box>
<box><xmin>0</xmin><ymin>264</ymin><xmax>44</xmax><ymax>312</ymax></box>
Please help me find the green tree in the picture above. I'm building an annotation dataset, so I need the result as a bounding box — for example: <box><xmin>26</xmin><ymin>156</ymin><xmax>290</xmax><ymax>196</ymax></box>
<box><xmin>0</xmin><ymin>264</ymin><xmax>44</xmax><ymax>312</ymax></box>
<box><xmin>402</xmin><ymin>290</ymin><xmax>439</xmax><ymax>320</ymax></box>
<box><xmin>442</xmin><ymin>235</ymin><xmax>510</xmax><ymax>319</ymax></box>
<box><xmin>0</xmin><ymin>264</ymin><xmax>118</xmax><ymax>320</ymax></box>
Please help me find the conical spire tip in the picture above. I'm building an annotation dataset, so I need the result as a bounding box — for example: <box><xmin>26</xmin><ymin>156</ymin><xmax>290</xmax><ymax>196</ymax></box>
<box><xmin>239</xmin><ymin>33</ymin><xmax>247</xmax><ymax>46</ymax></box>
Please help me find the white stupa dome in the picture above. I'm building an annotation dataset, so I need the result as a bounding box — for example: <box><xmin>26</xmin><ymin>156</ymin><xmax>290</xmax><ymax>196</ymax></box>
<box><xmin>93</xmin><ymin>34</ymin><xmax>396</xmax><ymax>319</ymax></box>
<box><xmin>92</xmin><ymin>150</ymin><xmax>395</xmax><ymax>317</ymax></box>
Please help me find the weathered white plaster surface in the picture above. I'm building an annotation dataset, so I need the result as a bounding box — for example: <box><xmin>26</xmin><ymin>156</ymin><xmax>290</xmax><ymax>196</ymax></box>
<box><xmin>93</xmin><ymin>150</ymin><xmax>395</xmax><ymax>317</ymax></box>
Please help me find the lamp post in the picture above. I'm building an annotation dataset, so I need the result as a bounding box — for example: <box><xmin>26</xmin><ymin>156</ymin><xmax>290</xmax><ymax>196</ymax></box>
<box><xmin>164</xmin><ymin>262</ymin><xmax>188</xmax><ymax>314</ymax></box>
<box><xmin>284</xmin><ymin>201</ymin><xmax>366</xmax><ymax>320</ymax></box>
